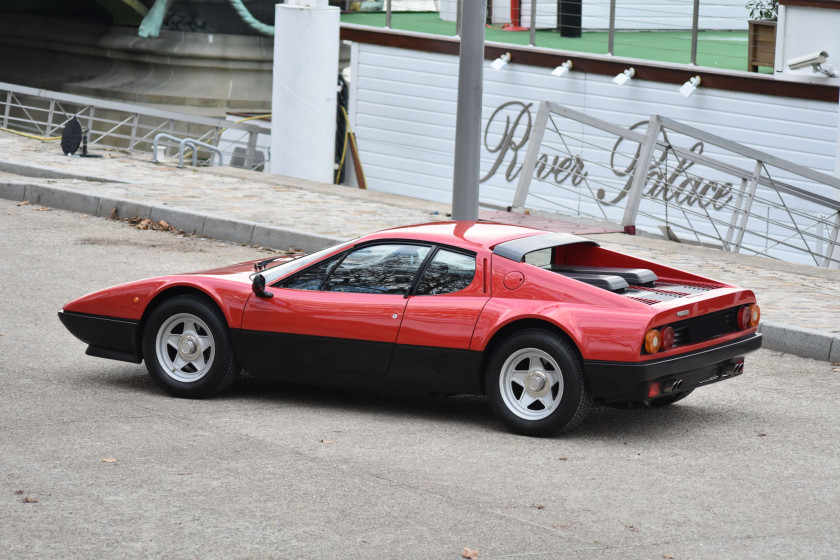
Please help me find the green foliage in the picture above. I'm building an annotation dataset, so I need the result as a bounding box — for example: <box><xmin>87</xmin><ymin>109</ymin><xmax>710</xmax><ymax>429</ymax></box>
<box><xmin>746</xmin><ymin>0</ymin><xmax>778</xmax><ymax>21</ymax></box>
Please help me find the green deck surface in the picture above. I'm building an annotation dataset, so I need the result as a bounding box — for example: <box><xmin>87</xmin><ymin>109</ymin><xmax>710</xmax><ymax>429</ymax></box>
<box><xmin>342</xmin><ymin>12</ymin><xmax>769</xmax><ymax>73</ymax></box>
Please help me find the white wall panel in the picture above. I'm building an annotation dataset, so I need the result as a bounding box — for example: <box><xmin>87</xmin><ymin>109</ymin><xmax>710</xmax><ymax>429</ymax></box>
<box><xmin>350</xmin><ymin>42</ymin><xmax>839</xmax><ymax>262</ymax></box>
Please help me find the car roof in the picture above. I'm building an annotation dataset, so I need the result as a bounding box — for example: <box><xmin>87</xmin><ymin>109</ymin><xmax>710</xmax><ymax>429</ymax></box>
<box><xmin>361</xmin><ymin>221</ymin><xmax>585</xmax><ymax>251</ymax></box>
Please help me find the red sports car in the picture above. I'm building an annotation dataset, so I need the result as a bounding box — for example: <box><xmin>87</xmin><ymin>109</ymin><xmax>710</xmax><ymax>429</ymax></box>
<box><xmin>59</xmin><ymin>221</ymin><xmax>761</xmax><ymax>436</ymax></box>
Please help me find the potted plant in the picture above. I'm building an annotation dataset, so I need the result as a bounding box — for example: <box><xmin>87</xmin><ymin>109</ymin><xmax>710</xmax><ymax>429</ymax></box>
<box><xmin>747</xmin><ymin>0</ymin><xmax>778</xmax><ymax>72</ymax></box>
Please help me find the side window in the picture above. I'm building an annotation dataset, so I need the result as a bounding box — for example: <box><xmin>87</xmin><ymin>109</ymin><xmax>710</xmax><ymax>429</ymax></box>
<box><xmin>415</xmin><ymin>249</ymin><xmax>476</xmax><ymax>295</ymax></box>
<box><xmin>276</xmin><ymin>254</ymin><xmax>341</xmax><ymax>290</ymax></box>
<box><xmin>524</xmin><ymin>248</ymin><xmax>552</xmax><ymax>268</ymax></box>
<box><xmin>323</xmin><ymin>244</ymin><xmax>431</xmax><ymax>294</ymax></box>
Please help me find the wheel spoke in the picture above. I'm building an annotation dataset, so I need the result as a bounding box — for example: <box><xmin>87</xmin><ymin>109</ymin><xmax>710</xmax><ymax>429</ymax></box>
<box><xmin>510</xmin><ymin>369</ymin><xmax>528</xmax><ymax>388</ymax></box>
<box><xmin>518</xmin><ymin>392</ymin><xmax>537</xmax><ymax>409</ymax></box>
<box><xmin>166</xmin><ymin>334</ymin><xmax>180</xmax><ymax>349</ymax></box>
<box><xmin>538</xmin><ymin>391</ymin><xmax>556</xmax><ymax>410</ymax></box>
<box><xmin>191</xmin><ymin>353</ymin><xmax>207</xmax><ymax>371</ymax></box>
<box><xmin>172</xmin><ymin>354</ymin><xmax>188</xmax><ymax>371</ymax></box>
<box><xmin>197</xmin><ymin>335</ymin><xmax>213</xmax><ymax>353</ymax></box>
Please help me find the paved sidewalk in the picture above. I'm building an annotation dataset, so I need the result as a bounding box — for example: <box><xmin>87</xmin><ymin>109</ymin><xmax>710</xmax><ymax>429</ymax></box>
<box><xmin>1</xmin><ymin>130</ymin><xmax>838</xmax><ymax>362</ymax></box>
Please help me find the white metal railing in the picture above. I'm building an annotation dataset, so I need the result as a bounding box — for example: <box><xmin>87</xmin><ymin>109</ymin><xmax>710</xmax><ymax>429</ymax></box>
<box><xmin>512</xmin><ymin>101</ymin><xmax>840</xmax><ymax>268</ymax></box>
<box><xmin>0</xmin><ymin>81</ymin><xmax>270</xmax><ymax>171</ymax></box>
<box><xmin>376</xmin><ymin>0</ymin><xmax>752</xmax><ymax>71</ymax></box>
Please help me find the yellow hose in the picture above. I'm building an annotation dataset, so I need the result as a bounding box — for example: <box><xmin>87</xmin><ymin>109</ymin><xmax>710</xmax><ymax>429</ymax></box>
<box><xmin>335</xmin><ymin>106</ymin><xmax>351</xmax><ymax>184</ymax></box>
<box><xmin>0</xmin><ymin>127</ymin><xmax>61</xmax><ymax>141</ymax></box>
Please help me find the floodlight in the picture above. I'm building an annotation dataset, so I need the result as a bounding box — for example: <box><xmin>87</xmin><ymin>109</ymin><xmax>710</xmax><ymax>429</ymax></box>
<box><xmin>551</xmin><ymin>60</ymin><xmax>573</xmax><ymax>77</ymax></box>
<box><xmin>490</xmin><ymin>52</ymin><xmax>511</xmax><ymax>71</ymax></box>
<box><xmin>612</xmin><ymin>67</ymin><xmax>635</xmax><ymax>86</ymax></box>
<box><xmin>680</xmin><ymin>76</ymin><xmax>701</xmax><ymax>97</ymax></box>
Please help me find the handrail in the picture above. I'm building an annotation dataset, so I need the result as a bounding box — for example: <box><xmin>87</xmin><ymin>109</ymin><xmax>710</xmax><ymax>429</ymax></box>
<box><xmin>151</xmin><ymin>134</ymin><xmax>224</xmax><ymax>167</ymax></box>
<box><xmin>180</xmin><ymin>139</ymin><xmax>224</xmax><ymax>168</ymax></box>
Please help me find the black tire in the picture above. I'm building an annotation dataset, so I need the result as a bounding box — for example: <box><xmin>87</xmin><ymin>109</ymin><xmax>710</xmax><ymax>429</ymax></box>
<box><xmin>142</xmin><ymin>294</ymin><xmax>240</xmax><ymax>398</ymax></box>
<box><xmin>649</xmin><ymin>388</ymin><xmax>694</xmax><ymax>407</ymax></box>
<box><xmin>485</xmin><ymin>329</ymin><xmax>592</xmax><ymax>437</ymax></box>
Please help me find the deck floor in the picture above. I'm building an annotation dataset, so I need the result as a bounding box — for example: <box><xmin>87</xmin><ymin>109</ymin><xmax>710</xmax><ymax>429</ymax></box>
<box><xmin>342</xmin><ymin>12</ymin><xmax>771</xmax><ymax>73</ymax></box>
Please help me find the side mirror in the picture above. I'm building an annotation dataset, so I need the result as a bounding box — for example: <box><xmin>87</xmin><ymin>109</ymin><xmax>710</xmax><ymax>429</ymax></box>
<box><xmin>252</xmin><ymin>274</ymin><xmax>274</xmax><ymax>299</ymax></box>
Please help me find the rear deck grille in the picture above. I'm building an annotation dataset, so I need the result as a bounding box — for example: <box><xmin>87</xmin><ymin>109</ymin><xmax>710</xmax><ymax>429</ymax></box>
<box><xmin>652</xmin><ymin>307</ymin><xmax>740</xmax><ymax>353</ymax></box>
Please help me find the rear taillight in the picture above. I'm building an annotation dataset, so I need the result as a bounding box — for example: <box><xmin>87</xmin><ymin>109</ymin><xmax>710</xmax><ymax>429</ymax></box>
<box><xmin>644</xmin><ymin>329</ymin><xmax>661</xmax><ymax>354</ymax></box>
<box><xmin>738</xmin><ymin>304</ymin><xmax>760</xmax><ymax>330</ymax></box>
<box><xmin>661</xmin><ymin>326</ymin><xmax>675</xmax><ymax>351</ymax></box>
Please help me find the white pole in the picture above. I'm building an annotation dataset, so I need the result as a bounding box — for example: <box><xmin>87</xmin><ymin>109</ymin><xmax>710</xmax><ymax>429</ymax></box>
<box><xmin>270</xmin><ymin>0</ymin><xmax>340</xmax><ymax>183</ymax></box>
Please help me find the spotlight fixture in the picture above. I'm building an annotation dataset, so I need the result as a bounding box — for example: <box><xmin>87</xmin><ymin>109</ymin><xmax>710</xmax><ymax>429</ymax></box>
<box><xmin>551</xmin><ymin>60</ymin><xmax>573</xmax><ymax>77</ymax></box>
<box><xmin>490</xmin><ymin>52</ymin><xmax>511</xmax><ymax>71</ymax></box>
<box><xmin>612</xmin><ymin>67</ymin><xmax>634</xmax><ymax>86</ymax></box>
<box><xmin>680</xmin><ymin>76</ymin><xmax>701</xmax><ymax>97</ymax></box>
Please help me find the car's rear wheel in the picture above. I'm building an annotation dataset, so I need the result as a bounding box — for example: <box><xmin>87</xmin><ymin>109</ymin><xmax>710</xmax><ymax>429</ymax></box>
<box><xmin>485</xmin><ymin>329</ymin><xmax>592</xmax><ymax>437</ymax></box>
<box><xmin>143</xmin><ymin>295</ymin><xmax>240</xmax><ymax>398</ymax></box>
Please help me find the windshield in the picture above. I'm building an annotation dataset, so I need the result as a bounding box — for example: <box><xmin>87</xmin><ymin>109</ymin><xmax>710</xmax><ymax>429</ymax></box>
<box><xmin>251</xmin><ymin>238</ymin><xmax>357</xmax><ymax>283</ymax></box>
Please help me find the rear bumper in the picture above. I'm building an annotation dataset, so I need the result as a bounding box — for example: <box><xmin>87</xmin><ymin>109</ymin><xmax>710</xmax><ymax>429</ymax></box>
<box><xmin>584</xmin><ymin>332</ymin><xmax>762</xmax><ymax>403</ymax></box>
<box><xmin>58</xmin><ymin>310</ymin><xmax>142</xmax><ymax>364</ymax></box>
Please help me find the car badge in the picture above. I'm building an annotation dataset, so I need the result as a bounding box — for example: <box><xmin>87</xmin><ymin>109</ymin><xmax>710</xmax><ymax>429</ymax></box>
<box><xmin>677</xmin><ymin>310</ymin><xmax>689</xmax><ymax>317</ymax></box>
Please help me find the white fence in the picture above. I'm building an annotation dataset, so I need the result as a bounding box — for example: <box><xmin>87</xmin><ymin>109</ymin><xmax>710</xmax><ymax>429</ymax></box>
<box><xmin>512</xmin><ymin>102</ymin><xmax>840</xmax><ymax>267</ymax></box>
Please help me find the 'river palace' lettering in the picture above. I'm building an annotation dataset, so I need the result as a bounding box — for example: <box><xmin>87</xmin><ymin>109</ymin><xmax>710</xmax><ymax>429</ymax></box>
<box><xmin>480</xmin><ymin>101</ymin><xmax>734</xmax><ymax>211</ymax></box>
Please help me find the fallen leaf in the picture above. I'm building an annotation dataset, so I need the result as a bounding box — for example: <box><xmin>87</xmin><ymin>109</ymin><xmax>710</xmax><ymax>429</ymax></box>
<box><xmin>101</xmin><ymin>458</ymin><xmax>118</xmax><ymax>463</ymax></box>
<box><xmin>757</xmin><ymin>433</ymin><xmax>766</xmax><ymax>437</ymax></box>
<box><xmin>14</xmin><ymin>490</ymin><xmax>23</xmax><ymax>495</ymax></box>
<box><xmin>833</xmin><ymin>368</ymin><xmax>840</xmax><ymax>373</ymax></box>
<box><xmin>532</xmin><ymin>504</ymin><xmax>546</xmax><ymax>510</ymax></box>
<box><xmin>626</xmin><ymin>525</ymin><xmax>639</xmax><ymax>532</ymax></box>
<box><xmin>462</xmin><ymin>547</ymin><xmax>479</xmax><ymax>559</ymax></box>
<box><xmin>109</xmin><ymin>207</ymin><xmax>118</xmax><ymax>220</ymax></box>
<box><xmin>35</xmin><ymin>206</ymin><xmax>52</xmax><ymax>211</ymax></box>
<box><xmin>158</xmin><ymin>220</ymin><xmax>170</xmax><ymax>228</ymax></box>
<box><xmin>558</xmin><ymin>457</ymin><xmax>567</xmax><ymax>461</ymax></box>
<box><xmin>320</xmin><ymin>439</ymin><xmax>335</xmax><ymax>444</ymax></box>
<box><xmin>17</xmin><ymin>200</ymin><xmax>31</xmax><ymax>206</ymax></box>
<box><xmin>663</xmin><ymin>555</ymin><xmax>675</xmax><ymax>559</ymax></box>
<box><xmin>21</xmin><ymin>496</ymin><xmax>38</xmax><ymax>503</ymax></box>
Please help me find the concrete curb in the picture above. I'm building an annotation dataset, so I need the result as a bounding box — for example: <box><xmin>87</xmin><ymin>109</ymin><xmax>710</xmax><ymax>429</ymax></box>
<box><xmin>759</xmin><ymin>321</ymin><xmax>840</xmax><ymax>363</ymax></box>
<box><xmin>0</xmin><ymin>158</ymin><xmax>132</xmax><ymax>184</ymax></box>
<box><xmin>0</xmin><ymin>181</ymin><xmax>343</xmax><ymax>253</ymax></box>
<box><xmin>2</xmin><ymin>180</ymin><xmax>838</xmax><ymax>363</ymax></box>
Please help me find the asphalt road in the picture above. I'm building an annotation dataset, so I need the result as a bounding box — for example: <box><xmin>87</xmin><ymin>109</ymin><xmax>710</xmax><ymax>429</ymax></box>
<box><xmin>2</xmin><ymin>201</ymin><xmax>839</xmax><ymax>559</ymax></box>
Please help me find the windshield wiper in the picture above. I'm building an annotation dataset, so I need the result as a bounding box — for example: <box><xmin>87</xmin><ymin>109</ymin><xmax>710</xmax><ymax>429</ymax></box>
<box><xmin>254</xmin><ymin>256</ymin><xmax>281</xmax><ymax>272</ymax></box>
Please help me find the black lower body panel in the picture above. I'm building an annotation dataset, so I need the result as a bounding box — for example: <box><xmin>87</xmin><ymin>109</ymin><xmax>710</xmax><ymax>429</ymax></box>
<box><xmin>584</xmin><ymin>332</ymin><xmax>762</xmax><ymax>403</ymax></box>
<box><xmin>236</xmin><ymin>329</ymin><xmax>483</xmax><ymax>394</ymax></box>
<box><xmin>388</xmin><ymin>344</ymin><xmax>483</xmax><ymax>394</ymax></box>
<box><xmin>58</xmin><ymin>311</ymin><xmax>142</xmax><ymax>363</ymax></box>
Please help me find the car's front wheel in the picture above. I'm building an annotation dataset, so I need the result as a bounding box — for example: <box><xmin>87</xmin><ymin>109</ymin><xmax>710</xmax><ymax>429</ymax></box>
<box><xmin>142</xmin><ymin>294</ymin><xmax>240</xmax><ymax>398</ymax></box>
<box><xmin>485</xmin><ymin>329</ymin><xmax>592</xmax><ymax>437</ymax></box>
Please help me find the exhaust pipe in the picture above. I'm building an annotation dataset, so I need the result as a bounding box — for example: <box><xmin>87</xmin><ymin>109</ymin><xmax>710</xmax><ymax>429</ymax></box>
<box><xmin>663</xmin><ymin>378</ymin><xmax>683</xmax><ymax>394</ymax></box>
<box><xmin>721</xmin><ymin>359</ymin><xmax>745</xmax><ymax>378</ymax></box>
